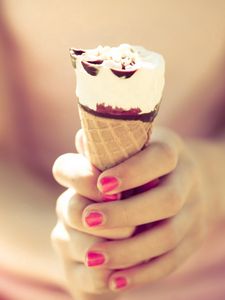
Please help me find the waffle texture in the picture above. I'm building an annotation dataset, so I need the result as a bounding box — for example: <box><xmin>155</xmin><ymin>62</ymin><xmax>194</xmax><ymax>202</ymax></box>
<box><xmin>79</xmin><ymin>105</ymin><xmax>153</xmax><ymax>171</ymax></box>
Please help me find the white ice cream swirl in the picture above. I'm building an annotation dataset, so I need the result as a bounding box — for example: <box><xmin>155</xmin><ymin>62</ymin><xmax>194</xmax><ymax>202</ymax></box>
<box><xmin>71</xmin><ymin>44</ymin><xmax>165</xmax><ymax>114</ymax></box>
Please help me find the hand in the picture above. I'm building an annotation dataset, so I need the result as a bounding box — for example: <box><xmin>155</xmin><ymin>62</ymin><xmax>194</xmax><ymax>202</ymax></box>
<box><xmin>52</xmin><ymin>126</ymin><xmax>211</xmax><ymax>297</ymax></box>
<box><xmin>51</xmin><ymin>131</ymin><xmax>132</xmax><ymax>299</ymax></box>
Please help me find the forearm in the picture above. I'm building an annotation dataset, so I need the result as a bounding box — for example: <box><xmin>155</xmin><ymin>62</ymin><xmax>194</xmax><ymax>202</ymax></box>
<box><xmin>0</xmin><ymin>159</ymin><xmax>66</xmax><ymax>286</ymax></box>
<box><xmin>188</xmin><ymin>136</ymin><xmax>225</xmax><ymax>224</ymax></box>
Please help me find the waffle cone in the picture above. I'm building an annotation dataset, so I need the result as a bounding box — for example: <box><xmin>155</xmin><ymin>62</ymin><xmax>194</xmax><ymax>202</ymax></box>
<box><xmin>79</xmin><ymin>105</ymin><xmax>153</xmax><ymax>171</ymax></box>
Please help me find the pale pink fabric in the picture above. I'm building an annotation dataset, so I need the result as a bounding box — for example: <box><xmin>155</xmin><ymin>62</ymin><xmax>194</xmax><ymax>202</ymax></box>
<box><xmin>1</xmin><ymin>222</ymin><xmax>225</xmax><ymax>300</ymax></box>
<box><xmin>0</xmin><ymin>270</ymin><xmax>72</xmax><ymax>300</ymax></box>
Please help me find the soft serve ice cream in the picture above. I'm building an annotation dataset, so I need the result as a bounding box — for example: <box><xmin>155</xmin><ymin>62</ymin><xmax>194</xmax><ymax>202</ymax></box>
<box><xmin>70</xmin><ymin>44</ymin><xmax>165</xmax><ymax>121</ymax></box>
<box><xmin>70</xmin><ymin>44</ymin><xmax>165</xmax><ymax>171</ymax></box>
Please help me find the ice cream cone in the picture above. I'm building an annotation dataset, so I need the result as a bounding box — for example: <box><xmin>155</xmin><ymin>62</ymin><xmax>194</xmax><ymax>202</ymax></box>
<box><xmin>69</xmin><ymin>44</ymin><xmax>165</xmax><ymax>240</ymax></box>
<box><xmin>78</xmin><ymin>104</ymin><xmax>154</xmax><ymax>171</ymax></box>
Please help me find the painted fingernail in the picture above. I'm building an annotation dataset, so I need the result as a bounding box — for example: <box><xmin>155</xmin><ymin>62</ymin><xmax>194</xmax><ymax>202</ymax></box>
<box><xmin>85</xmin><ymin>211</ymin><xmax>104</xmax><ymax>227</ymax></box>
<box><xmin>99</xmin><ymin>176</ymin><xmax>120</xmax><ymax>193</ymax></box>
<box><xmin>102</xmin><ymin>193</ymin><xmax>121</xmax><ymax>202</ymax></box>
<box><xmin>86</xmin><ymin>251</ymin><xmax>105</xmax><ymax>267</ymax></box>
<box><xmin>112</xmin><ymin>276</ymin><xmax>128</xmax><ymax>290</ymax></box>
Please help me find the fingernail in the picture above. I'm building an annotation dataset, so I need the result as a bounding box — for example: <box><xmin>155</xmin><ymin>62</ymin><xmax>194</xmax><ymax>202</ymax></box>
<box><xmin>86</xmin><ymin>251</ymin><xmax>105</xmax><ymax>267</ymax></box>
<box><xmin>85</xmin><ymin>211</ymin><xmax>104</xmax><ymax>227</ymax></box>
<box><xmin>102</xmin><ymin>193</ymin><xmax>121</xmax><ymax>202</ymax></box>
<box><xmin>99</xmin><ymin>176</ymin><xmax>120</xmax><ymax>193</ymax></box>
<box><xmin>112</xmin><ymin>276</ymin><xmax>128</xmax><ymax>290</ymax></box>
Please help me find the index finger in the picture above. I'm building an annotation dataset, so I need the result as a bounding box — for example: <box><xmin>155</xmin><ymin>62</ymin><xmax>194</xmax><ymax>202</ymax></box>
<box><xmin>82</xmin><ymin>154</ymin><xmax>194</xmax><ymax>229</ymax></box>
<box><xmin>97</xmin><ymin>127</ymin><xmax>183</xmax><ymax>194</ymax></box>
<box><xmin>57</xmin><ymin>189</ymin><xmax>134</xmax><ymax>239</ymax></box>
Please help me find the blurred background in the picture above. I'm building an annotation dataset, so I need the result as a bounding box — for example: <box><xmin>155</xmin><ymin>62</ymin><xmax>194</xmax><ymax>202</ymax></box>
<box><xmin>0</xmin><ymin>0</ymin><xmax>225</xmax><ymax>299</ymax></box>
<box><xmin>1</xmin><ymin>0</ymin><xmax>225</xmax><ymax>175</ymax></box>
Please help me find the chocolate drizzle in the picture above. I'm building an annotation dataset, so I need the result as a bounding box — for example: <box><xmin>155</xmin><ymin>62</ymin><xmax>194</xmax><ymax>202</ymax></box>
<box><xmin>69</xmin><ymin>48</ymin><xmax>86</xmax><ymax>68</ymax></box>
<box><xmin>81</xmin><ymin>61</ymin><xmax>99</xmax><ymax>76</ymax></box>
<box><xmin>79</xmin><ymin>103</ymin><xmax>160</xmax><ymax>122</ymax></box>
<box><xmin>87</xmin><ymin>60</ymin><xmax>103</xmax><ymax>65</ymax></box>
<box><xmin>69</xmin><ymin>46</ymin><xmax>140</xmax><ymax>78</ymax></box>
<box><xmin>110</xmin><ymin>68</ymin><xmax>137</xmax><ymax>78</ymax></box>
<box><xmin>72</xmin><ymin>49</ymin><xmax>86</xmax><ymax>55</ymax></box>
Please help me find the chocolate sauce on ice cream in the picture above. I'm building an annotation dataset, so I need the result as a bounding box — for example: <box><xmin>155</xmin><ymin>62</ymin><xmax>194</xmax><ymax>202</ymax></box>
<box><xmin>70</xmin><ymin>44</ymin><xmax>165</xmax><ymax>117</ymax></box>
<box><xmin>81</xmin><ymin>61</ymin><xmax>99</xmax><ymax>76</ymax></box>
<box><xmin>70</xmin><ymin>44</ymin><xmax>165</xmax><ymax>171</ymax></box>
<box><xmin>110</xmin><ymin>68</ymin><xmax>137</xmax><ymax>78</ymax></box>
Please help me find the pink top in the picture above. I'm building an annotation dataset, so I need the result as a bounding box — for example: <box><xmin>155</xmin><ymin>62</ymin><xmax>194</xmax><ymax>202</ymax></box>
<box><xmin>1</xmin><ymin>64</ymin><xmax>225</xmax><ymax>300</ymax></box>
<box><xmin>1</xmin><ymin>222</ymin><xmax>225</xmax><ymax>300</ymax></box>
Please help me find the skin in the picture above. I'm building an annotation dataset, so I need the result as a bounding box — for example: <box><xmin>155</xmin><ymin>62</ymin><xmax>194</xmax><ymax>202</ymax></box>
<box><xmin>52</xmin><ymin>127</ymin><xmax>225</xmax><ymax>299</ymax></box>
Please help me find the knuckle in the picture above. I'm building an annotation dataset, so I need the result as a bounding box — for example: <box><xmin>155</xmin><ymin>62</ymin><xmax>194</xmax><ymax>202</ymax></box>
<box><xmin>103</xmin><ymin>238</ymin><xmax>139</xmax><ymax>269</ymax></box>
<box><xmin>163</xmin><ymin>221</ymin><xmax>179</xmax><ymax>249</ymax></box>
<box><xmin>52</xmin><ymin>154</ymin><xmax>69</xmax><ymax>178</ymax></box>
<box><xmin>194</xmin><ymin>218</ymin><xmax>207</xmax><ymax>243</ymax></box>
<box><xmin>56</xmin><ymin>193</ymin><xmax>64</xmax><ymax>218</ymax></box>
<box><xmin>188</xmin><ymin>157</ymin><xmax>200</xmax><ymax>182</ymax></box>
<box><xmin>52</xmin><ymin>156</ymin><xmax>61</xmax><ymax>178</ymax></box>
<box><xmin>181</xmin><ymin>153</ymin><xmax>201</xmax><ymax>190</ymax></box>
<box><xmin>119</xmin><ymin>205</ymin><xmax>130</xmax><ymax>227</ymax></box>
<box><xmin>56</xmin><ymin>189</ymin><xmax>84</xmax><ymax>230</ymax></box>
<box><xmin>159</xmin><ymin>142</ymin><xmax>178</xmax><ymax>169</ymax></box>
<box><xmin>166</xmin><ymin>186</ymin><xmax>184</xmax><ymax>216</ymax></box>
<box><xmin>51</xmin><ymin>223</ymin><xmax>69</xmax><ymax>256</ymax></box>
<box><xmin>51</xmin><ymin>222</ymin><xmax>67</xmax><ymax>244</ymax></box>
<box><xmin>56</xmin><ymin>189</ymin><xmax>72</xmax><ymax>219</ymax></box>
<box><xmin>66</xmin><ymin>197</ymin><xmax>82</xmax><ymax>229</ymax></box>
<box><xmin>50</xmin><ymin>224</ymin><xmax>59</xmax><ymax>244</ymax></box>
<box><xmin>100</xmin><ymin>243</ymin><xmax>122</xmax><ymax>269</ymax></box>
<box><xmin>89</xmin><ymin>270</ymin><xmax>110</xmax><ymax>294</ymax></box>
<box><xmin>91</xmin><ymin>240</ymin><xmax>133</xmax><ymax>270</ymax></box>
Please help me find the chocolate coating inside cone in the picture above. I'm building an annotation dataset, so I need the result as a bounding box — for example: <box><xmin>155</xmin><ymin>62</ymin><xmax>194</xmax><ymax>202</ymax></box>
<box><xmin>79</xmin><ymin>103</ymin><xmax>160</xmax><ymax>123</ymax></box>
<box><xmin>78</xmin><ymin>105</ymin><xmax>153</xmax><ymax>171</ymax></box>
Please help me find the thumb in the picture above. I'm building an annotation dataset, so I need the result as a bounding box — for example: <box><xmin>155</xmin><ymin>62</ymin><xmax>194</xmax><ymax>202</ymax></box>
<box><xmin>75</xmin><ymin>128</ymin><xmax>86</xmax><ymax>155</ymax></box>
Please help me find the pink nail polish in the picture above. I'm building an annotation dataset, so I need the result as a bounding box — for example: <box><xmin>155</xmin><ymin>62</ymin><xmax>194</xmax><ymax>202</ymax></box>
<box><xmin>113</xmin><ymin>276</ymin><xmax>128</xmax><ymax>289</ymax></box>
<box><xmin>85</xmin><ymin>211</ymin><xmax>103</xmax><ymax>227</ymax></box>
<box><xmin>102</xmin><ymin>193</ymin><xmax>121</xmax><ymax>202</ymax></box>
<box><xmin>99</xmin><ymin>176</ymin><xmax>120</xmax><ymax>193</ymax></box>
<box><xmin>86</xmin><ymin>251</ymin><xmax>105</xmax><ymax>267</ymax></box>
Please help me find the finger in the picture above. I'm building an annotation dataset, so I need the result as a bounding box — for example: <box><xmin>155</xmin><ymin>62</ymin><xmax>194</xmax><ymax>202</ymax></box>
<box><xmin>52</xmin><ymin>153</ymin><xmax>101</xmax><ymax>201</ymax></box>
<box><xmin>108</xmin><ymin>222</ymin><xmax>203</xmax><ymax>291</ymax></box>
<box><xmin>57</xmin><ymin>189</ymin><xmax>134</xmax><ymax>239</ymax></box>
<box><xmin>51</xmin><ymin>221</ymin><xmax>104</xmax><ymax>263</ymax></box>
<box><xmin>75</xmin><ymin>128</ymin><xmax>85</xmax><ymax>155</ymax></box>
<box><xmin>63</xmin><ymin>261</ymin><xmax>111</xmax><ymax>295</ymax></box>
<box><xmin>82</xmin><ymin>153</ymin><xmax>196</xmax><ymax>229</ymax></box>
<box><xmin>97</xmin><ymin>127</ymin><xmax>183</xmax><ymax>194</ymax></box>
<box><xmin>86</xmin><ymin>200</ymin><xmax>195</xmax><ymax>270</ymax></box>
